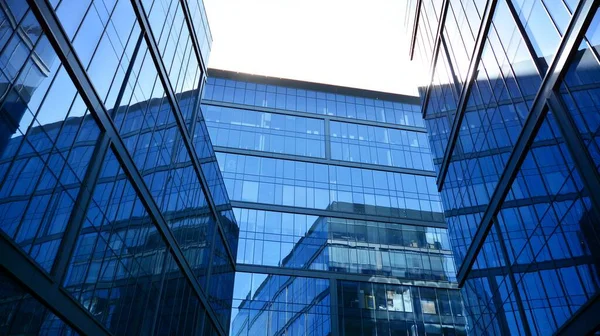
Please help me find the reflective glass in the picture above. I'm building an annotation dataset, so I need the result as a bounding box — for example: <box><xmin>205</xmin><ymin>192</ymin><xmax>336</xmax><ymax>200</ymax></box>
<box><xmin>443</xmin><ymin>0</ymin><xmax>485</xmax><ymax>93</ymax></box>
<box><xmin>441</xmin><ymin>0</ymin><xmax>543</xmax><ymax>266</ymax></box>
<box><xmin>54</xmin><ymin>0</ymin><xmax>141</xmax><ymax>109</ymax></box>
<box><xmin>231</xmin><ymin>272</ymin><xmax>331</xmax><ymax>336</ymax></box>
<box><xmin>330</xmin><ymin>121</ymin><xmax>434</xmax><ymax>171</ymax></box>
<box><xmin>203</xmin><ymin>77</ymin><xmax>425</xmax><ymax>128</ymax></box>
<box><xmin>63</xmin><ymin>149</ymin><xmax>211</xmax><ymax>333</ymax></box>
<box><xmin>204</xmin><ymin>104</ymin><xmax>326</xmax><ymax>158</ymax></box>
<box><xmin>0</xmin><ymin>2</ymin><xmax>100</xmax><ymax>272</ymax></box>
<box><xmin>0</xmin><ymin>271</ymin><xmax>78</xmax><ymax>335</ymax></box>
<box><xmin>422</xmin><ymin>42</ymin><xmax>459</xmax><ymax>170</ymax></box>
<box><xmin>559</xmin><ymin>9</ymin><xmax>600</xmax><ymax>173</ymax></box>
<box><xmin>208</xmin><ymin>234</ymin><xmax>236</xmax><ymax>328</ymax></box>
<box><xmin>510</xmin><ymin>0</ymin><xmax>573</xmax><ymax>71</ymax></box>
<box><xmin>142</xmin><ymin>0</ymin><xmax>202</xmax><ymax>122</ymax></box>
<box><xmin>467</xmin><ymin>110</ymin><xmax>600</xmax><ymax>335</ymax></box>
<box><xmin>0</xmin><ymin>0</ymin><xmax>232</xmax><ymax>334</ymax></box>
<box><xmin>337</xmin><ymin>280</ymin><xmax>467</xmax><ymax>336</ymax></box>
<box><xmin>234</xmin><ymin>208</ymin><xmax>456</xmax><ymax>282</ymax></box>
<box><xmin>217</xmin><ymin>152</ymin><xmax>444</xmax><ymax>221</ymax></box>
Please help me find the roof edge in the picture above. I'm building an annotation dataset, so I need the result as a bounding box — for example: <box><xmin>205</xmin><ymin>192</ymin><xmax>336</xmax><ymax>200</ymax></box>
<box><xmin>207</xmin><ymin>68</ymin><xmax>421</xmax><ymax>105</ymax></box>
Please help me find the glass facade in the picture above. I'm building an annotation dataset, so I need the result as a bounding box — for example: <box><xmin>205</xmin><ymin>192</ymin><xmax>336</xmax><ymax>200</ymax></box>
<box><xmin>204</xmin><ymin>69</ymin><xmax>467</xmax><ymax>335</ymax></box>
<box><xmin>0</xmin><ymin>1</ymin><xmax>236</xmax><ymax>335</ymax></box>
<box><xmin>217</xmin><ymin>152</ymin><xmax>443</xmax><ymax>220</ymax></box>
<box><xmin>409</xmin><ymin>0</ymin><xmax>600</xmax><ymax>334</ymax></box>
<box><xmin>203</xmin><ymin>76</ymin><xmax>426</xmax><ymax>127</ymax></box>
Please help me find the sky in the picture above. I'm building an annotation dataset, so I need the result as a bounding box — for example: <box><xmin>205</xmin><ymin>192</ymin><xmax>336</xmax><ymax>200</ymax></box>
<box><xmin>202</xmin><ymin>0</ymin><xmax>426</xmax><ymax>96</ymax></box>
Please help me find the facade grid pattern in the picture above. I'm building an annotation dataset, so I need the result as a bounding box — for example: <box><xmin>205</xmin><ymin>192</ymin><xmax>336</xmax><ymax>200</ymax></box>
<box><xmin>0</xmin><ymin>0</ymin><xmax>237</xmax><ymax>335</ymax></box>
<box><xmin>409</xmin><ymin>0</ymin><xmax>600</xmax><ymax>334</ymax></box>
<box><xmin>203</xmin><ymin>69</ymin><xmax>468</xmax><ymax>336</ymax></box>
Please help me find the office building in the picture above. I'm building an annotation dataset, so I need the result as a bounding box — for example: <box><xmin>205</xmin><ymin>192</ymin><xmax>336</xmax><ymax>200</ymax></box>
<box><xmin>408</xmin><ymin>0</ymin><xmax>600</xmax><ymax>334</ymax></box>
<box><xmin>202</xmin><ymin>69</ymin><xmax>467</xmax><ymax>335</ymax></box>
<box><xmin>0</xmin><ymin>1</ymin><xmax>237</xmax><ymax>335</ymax></box>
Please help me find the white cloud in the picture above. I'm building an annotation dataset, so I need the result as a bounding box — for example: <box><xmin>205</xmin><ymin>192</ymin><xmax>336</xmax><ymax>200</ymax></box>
<box><xmin>203</xmin><ymin>0</ymin><xmax>427</xmax><ymax>96</ymax></box>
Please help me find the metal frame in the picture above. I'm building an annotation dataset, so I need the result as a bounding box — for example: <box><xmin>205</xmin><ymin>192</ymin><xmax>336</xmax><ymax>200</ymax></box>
<box><xmin>207</xmin><ymin>68</ymin><xmax>421</xmax><ymax>105</ymax></box>
<box><xmin>51</xmin><ymin>134</ymin><xmax>111</xmax><ymax>282</ymax></box>
<box><xmin>208</xmin><ymin>67</ymin><xmax>464</xmax><ymax>335</ymax></box>
<box><xmin>412</xmin><ymin>0</ymin><xmax>600</xmax><ymax>333</ymax></box>
<box><xmin>178</xmin><ymin>0</ymin><xmax>208</xmax><ymax>73</ymax></box>
<box><xmin>433</xmin><ymin>0</ymin><xmax>498</xmax><ymax>191</ymax></box>
<box><xmin>214</xmin><ymin>146</ymin><xmax>437</xmax><ymax>177</ymax></box>
<box><xmin>555</xmin><ymin>293</ymin><xmax>600</xmax><ymax>335</ymax></box>
<box><xmin>455</xmin><ymin>0</ymin><xmax>600</xmax><ymax>286</ymax></box>
<box><xmin>492</xmin><ymin>219</ymin><xmax>532</xmax><ymax>336</ymax></box>
<box><xmin>7</xmin><ymin>0</ymin><xmax>231</xmax><ymax>334</ymax></box>
<box><xmin>419</xmin><ymin>0</ymin><xmax>449</xmax><ymax>120</ymax></box>
<box><xmin>130</xmin><ymin>0</ymin><xmax>236</xmax><ymax>269</ymax></box>
<box><xmin>230</xmin><ymin>201</ymin><xmax>447</xmax><ymax>228</ymax></box>
<box><xmin>329</xmin><ymin>278</ymin><xmax>340</xmax><ymax>336</ymax></box>
<box><xmin>409</xmin><ymin>0</ymin><xmax>423</xmax><ymax>60</ymax></box>
<box><xmin>236</xmin><ymin>264</ymin><xmax>459</xmax><ymax>290</ymax></box>
<box><xmin>202</xmin><ymin>100</ymin><xmax>428</xmax><ymax>133</ymax></box>
<box><xmin>547</xmin><ymin>92</ymin><xmax>600</xmax><ymax>214</ymax></box>
<box><xmin>0</xmin><ymin>233</ymin><xmax>111</xmax><ymax>336</ymax></box>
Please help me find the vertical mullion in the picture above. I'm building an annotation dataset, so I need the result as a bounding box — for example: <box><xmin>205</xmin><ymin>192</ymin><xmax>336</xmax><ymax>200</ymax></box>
<box><xmin>329</xmin><ymin>278</ymin><xmax>339</xmax><ymax>336</ymax></box>
<box><xmin>324</xmin><ymin>118</ymin><xmax>331</xmax><ymax>160</ymax></box>
<box><xmin>435</xmin><ymin>0</ymin><xmax>499</xmax><ymax>191</ymax></box>
<box><xmin>130</xmin><ymin>0</ymin><xmax>236</xmax><ymax>270</ymax></box>
<box><xmin>26</xmin><ymin>0</ymin><xmax>227</xmax><ymax>334</ymax></box>
<box><xmin>547</xmin><ymin>94</ymin><xmax>600</xmax><ymax>216</ymax></box>
<box><xmin>421</xmin><ymin>0</ymin><xmax>450</xmax><ymax>119</ymax></box>
<box><xmin>493</xmin><ymin>219</ymin><xmax>532</xmax><ymax>336</ymax></box>
<box><xmin>455</xmin><ymin>0</ymin><xmax>600</xmax><ymax>286</ymax></box>
<box><xmin>51</xmin><ymin>134</ymin><xmax>110</xmax><ymax>283</ymax></box>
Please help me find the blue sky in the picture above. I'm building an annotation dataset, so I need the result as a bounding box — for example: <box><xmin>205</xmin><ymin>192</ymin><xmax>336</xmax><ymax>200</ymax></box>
<box><xmin>203</xmin><ymin>0</ymin><xmax>426</xmax><ymax>96</ymax></box>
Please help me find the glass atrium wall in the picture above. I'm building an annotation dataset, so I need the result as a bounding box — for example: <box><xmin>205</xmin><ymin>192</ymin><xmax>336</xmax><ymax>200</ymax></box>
<box><xmin>203</xmin><ymin>69</ymin><xmax>467</xmax><ymax>336</ymax></box>
<box><xmin>0</xmin><ymin>1</ymin><xmax>236</xmax><ymax>335</ymax></box>
<box><xmin>408</xmin><ymin>0</ymin><xmax>600</xmax><ymax>334</ymax></box>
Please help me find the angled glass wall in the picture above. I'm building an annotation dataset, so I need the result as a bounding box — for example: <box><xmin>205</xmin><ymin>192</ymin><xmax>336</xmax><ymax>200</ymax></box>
<box><xmin>409</xmin><ymin>0</ymin><xmax>600</xmax><ymax>334</ymax></box>
<box><xmin>0</xmin><ymin>1</ymin><xmax>236</xmax><ymax>335</ymax></box>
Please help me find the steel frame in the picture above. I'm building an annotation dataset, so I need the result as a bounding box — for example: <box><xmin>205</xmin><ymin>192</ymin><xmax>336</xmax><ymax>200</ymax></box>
<box><xmin>411</xmin><ymin>0</ymin><xmax>600</xmax><ymax>334</ymax></box>
<box><xmin>230</xmin><ymin>201</ymin><xmax>447</xmax><ymax>228</ymax></box>
<box><xmin>0</xmin><ymin>0</ymin><xmax>232</xmax><ymax>334</ymax></box>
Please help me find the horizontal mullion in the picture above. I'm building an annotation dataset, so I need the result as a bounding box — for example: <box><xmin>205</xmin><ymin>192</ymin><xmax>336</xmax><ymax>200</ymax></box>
<box><xmin>455</xmin><ymin>0</ymin><xmax>600</xmax><ymax>286</ymax></box>
<box><xmin>202</xmin><ymin>100</ymin><xmax>428</xmax><ymax>133</ymax></box>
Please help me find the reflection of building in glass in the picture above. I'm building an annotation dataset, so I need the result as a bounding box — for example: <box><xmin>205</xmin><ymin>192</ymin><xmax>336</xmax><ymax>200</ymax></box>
<box><xmin>234</xmin><ymin>203</ymin><xmax>454</xmax><ymax>282</ymax></box>
<box><xmin>230</xmin><ymin>205</ymin><xmax>465</xmax><ymax>336</ymax></box>
<box><xmin>203</xmin><ymin>69</ymin><xmax>467</xmax><ymax>335</ymax></box>
<box><xmin>408</xmin><ymin>0</ymin><xmax>600</xmax><ymax>334</ymax></box>
<box><xmin>0</xmin><ymin>1</ymin><xmax>237</xmax><ymax>335</ymax></box>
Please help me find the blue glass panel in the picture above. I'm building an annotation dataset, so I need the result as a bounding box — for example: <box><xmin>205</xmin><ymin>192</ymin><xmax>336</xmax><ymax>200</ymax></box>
<box><xmin>442</xmin><ymin>0</ymin><xmax>543</xmax><ymax>267</ymax></box>
<box><xmin>510</xmin><ymin>0</ymin><xmax>572</xmax><ymax>71</ymax></box>
<box><xmin>0</xmin><ymin>272</ymin><xmax>78</xmax><ymax>335</ymax></box>
<box><xmin>0</xmin><ymin>3</ymin><xmax>100</xmax><ymax>272</ymax></box>
<box><xmin>424</xmin><ymin>43</ymin><xmax>459</xmax><ymax>171</ymax></box>
<box><xmin>204</xmin><ymin>104</ymin><xmax>326</xmax><ymax>158</ymax></box>
<box><xmin>330</xmin><ymin>121</ymin><xmax>434</xmax><ymax>170</ymax></box>
<box><xmin>338</xmin><ymin>280</ymin><xmax>467</xmax><ymax>336</ymax></box>
<box><xmin>234</xmin><ymin>208</ymin><xmax>456</xmax><ymax>282</ymax></box>
<box><xmin>468</xmin><ymin>110</ymin><xmax>600</xmax><ymax>335</ymax></box>
<box><xmin>202</xmin><ymin>80</ymin><xmax>424</xmax><ymax>128</ymax></box>
<box><xmin>208</xmin><ymin>235</ymin><xmax>235</xmax><ymax>328</ymax></box>
<box><xmin>231</xmin><ymin>272</ymin><xmax>331</xmax><ymax>336</ymax></box>
<box><xmin>217</xmin><ymin>153</ymin><xmax>443</xmax><ymax>221</ymax></box>
<box><xmin>559</xmin><ymin>10</ymin><xmax>600</xmax><ymax>173</ymax></box>
<box><xmin>55</xmin><ymin>0</ymin><xmax>141</xmax><ymax>108</ymax></box>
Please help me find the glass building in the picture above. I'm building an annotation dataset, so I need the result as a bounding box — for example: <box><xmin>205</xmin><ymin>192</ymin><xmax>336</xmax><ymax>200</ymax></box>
<box><xmin>408</xmin><ymin>0</ymin><xmax>600</xmax><ymax>334</ymax></box>
<box><xmin>0</xmin><ymin>0</ymin><xmax>237</xmax><ymax>335</ymax></box>
<box><xmin>202</xmin><ymin>69</ymin><xmax>467</xmax><ymax>335</ymax></box>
